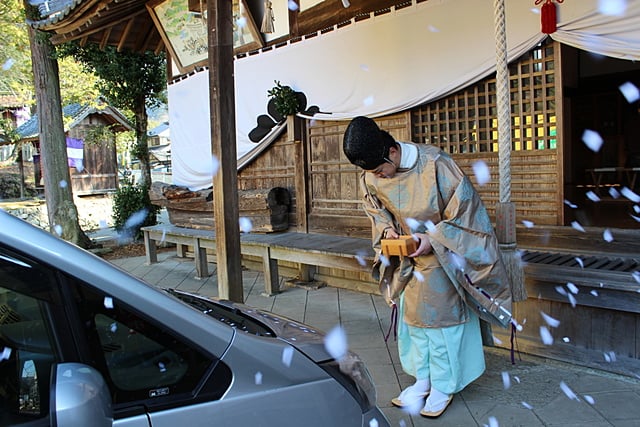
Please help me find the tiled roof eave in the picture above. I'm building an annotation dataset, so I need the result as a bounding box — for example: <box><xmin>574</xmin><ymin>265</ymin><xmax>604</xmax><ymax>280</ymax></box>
<box><xmin>27</xmin><ymin>0</ymin><xmax>92</xmax><ymax>30</ymax></box>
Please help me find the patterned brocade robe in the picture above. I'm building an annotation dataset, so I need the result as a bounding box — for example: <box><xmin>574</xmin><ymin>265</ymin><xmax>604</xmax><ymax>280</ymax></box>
<box><xmin>362</xmin><ymin>143</ymin><xmax>513</xmax><ymax>329</ymax></box>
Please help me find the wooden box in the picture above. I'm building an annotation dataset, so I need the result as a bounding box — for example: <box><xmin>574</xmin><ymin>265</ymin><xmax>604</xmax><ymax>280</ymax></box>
<box><xmin>381</xmin><ymin>236</ymin><xmax>417</xmax><ymax>257</ymax></box>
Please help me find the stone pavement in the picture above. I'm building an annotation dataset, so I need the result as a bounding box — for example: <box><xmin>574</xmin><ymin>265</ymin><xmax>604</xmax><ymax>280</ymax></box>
<box><xmin>108</xmin><ymin>250</ymin><xmax>640</xmax><ymax>426</ymax></box>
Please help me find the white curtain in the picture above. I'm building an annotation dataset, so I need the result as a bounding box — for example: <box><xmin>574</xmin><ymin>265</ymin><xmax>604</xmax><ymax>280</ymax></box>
<box><xmin>169</xmin><ymin>0</ymin><xmax>640</xmax><ymax>190</ymax></box>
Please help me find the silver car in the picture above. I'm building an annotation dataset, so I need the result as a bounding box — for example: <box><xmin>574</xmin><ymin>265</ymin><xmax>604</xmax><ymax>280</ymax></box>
<box><xmin>0</xmin><ymin>210</ymin><xmax>389</xmax><ymax>426</ymax></box>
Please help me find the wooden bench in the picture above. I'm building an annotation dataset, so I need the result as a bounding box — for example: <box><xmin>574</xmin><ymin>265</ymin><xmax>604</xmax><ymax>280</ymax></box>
<box><xmin>142</xmin><ymin>224</ymin><xmax>375</xmax><ymax>295</ymax></box>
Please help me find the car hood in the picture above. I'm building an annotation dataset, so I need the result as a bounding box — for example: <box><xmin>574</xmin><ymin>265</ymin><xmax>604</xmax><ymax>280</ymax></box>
<box><xmin>167</xmin><ymin>289</ymin><xmax>333</xmax><ymax>362</ymax></box>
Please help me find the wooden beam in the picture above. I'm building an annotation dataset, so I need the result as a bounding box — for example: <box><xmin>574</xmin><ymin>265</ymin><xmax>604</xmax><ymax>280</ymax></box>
<box><xmin>117</xmin><ymin>17</ymin><xmax>134</xmax><ymax>52</ymax></box>
<box><xmin>99</xmin><ymin>26</ymin><xmax>111</xmax><ymax>50</ymax></box>
<box><xmin>289</xmin><ymin>0</ymin><xmax>300</xmax><ymax>37</ymax></box>
<box><xmin>208</xmin><ymin>0</ymin><xmax>243</xmax><ymax>302</ymax></box>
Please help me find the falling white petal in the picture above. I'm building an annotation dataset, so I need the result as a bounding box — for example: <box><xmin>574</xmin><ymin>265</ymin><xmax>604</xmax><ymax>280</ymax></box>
<box><xmin>563</xmin><ymin>336</ymin><xmax>571</xmax><ymax>343</ymax></box>
<box><xmin>541</xmin><ymin>311</ymin><xmax>560</xmax><ymax>328</ymax></box>
<box><xmin>447</xmin><ymin>251</ymin><xmax>467</xmax><ymax>272</ymax></box>
<box><xmin>632</xmin><ymin>271</ymin><xmax>640</xmax><ymax>283</ymax></box>
<box><xmin>54</xmin><ymin>225</ymin><xmax>63</xmax><ymax>235</ymax></box>
<box><xmin>369</xmin><ymin>419</ymin><xmax>379</xmax><ymax>427</ymax></box>
<box><xmin>590</xmin><ymin>290</ymin><xmax>599</xmax><ymax>297</ymax></box>
<box><xmin>0</xmin><ymin>347</ymin><xmax>12</xmax><ymax>361</ymax></box>
<box><xmin>363</xmin><ymin>95</ymin><xmax>375</xmax><ymax>106</ymax></box>
<box><xmin>109</xmin><ymin>322</ymin><xmax>117</xmax><ymax>333</ymax></box>
<box><xmin>582</xmin><ymin>129</ymin><xmax>603</xmax><ymax>152</ymax></box>
<box><xmin>501</xmin><ymin>371</ymin><xmax>511</xmax><ymax>389</ymax></box>
<box><xmin>584</xmin><ymin>395</ymin><xmax>595</xmax><ymax>405</ymax></box>
<box><xmin>568</xmin><ymin>293</ymin><xmax>577</xmax><ymax>308</ymax></box>
<box><xmin>571</xmin><ymin>221</ymin><xmax>585</xmax><ymax>232</ymax></box>
<box><xmin>406</xmin><ymin>217</ymin><xmax>420</xmax><ymax>231</ymax></box>
<box><xmin>560</xmin><ymin>381</ymin><xmax>579</xmax><ymax>401</ymax></box>
<box><xmin>236</xmin><ymin>16</ymin><xmax>247</xmax><ymax>28</ymax></box>
<box><xmin>472</xmin><ymin>160</ymin><xmax>490</xmax><ymax>186</ymax></box>
<box><xmin>540</xmin><ymin>326</ymin><xmax>554</xmax><ymax>345</ymax></box>
<box><xmin>514</xmin><ymin>376</ymin><xmax>521</xmax><ymax>384</ymax></box>
<box><xmin>239</xmin><ymin>217</ymin><xmax>253</xmax><ymax>233</ymax></box>
<box><xmin>522</xmin><ymin>220</ymin><xmax>535</xmax><ymax>228</ymax></box>
<box><xmin>59</xmin><ymin>180</ymin><xmax>68</xmax><ymax>188</ymax></box>
<box><xmin>621</xmin><ymin>187</ymin><xmax>640</xmax><ymax>203</ymax></box>
<box><xmin>634</xmin><ymin>205</ymin><xmax>640</xmax><ymax>213</ymax></box>
<box><xmin>288</xmin><ymin>0</ymin><xmax>299</xmax><ymax>11</ymax></box>
<box><xmin>125</xmin><ymin>209</ymin><xmax>148</xmax><ymax>229</ymax></box>
<box><xmin>210</xmin><ymin>155</ymin><xmax>220</xmax><ymax>177</ymax></box>
<box><xmin>511</xmin><ymin>318</ymin><xmax>523</xmax><ymax>332</ymax></box>
<box><xmin>402</xmin><ymin>398</ymin><xmax>423</xmax><ymax>415</ymax></box>
<box><xmin>282</xmin><ymin>346</ymin><xmax>294</xmax><ymax>367</ymax></box>
<box><xmin>586</xmin><ymin>191</ymin><xmax>600</xmax><ymax>202</ymax></box>
<box><xmin>563</xmin><ymin>199</ymin><xmax>577</xmax><ymax>209</ymax></box>
<box><xmin>158</xmin><ymin>361</ymin><xmax>166</xmax><ymax>372</ymax></box>
<box><xmin>521</xmin><ymin>401</ymin><xmax>533</xmax><ymax>410</ymax></box>
<box><xmin>603</xmin><ymin>229</ymin><xmax>613</xmax><ymax>242</ymax></box>
<box><xmin>255</xmin><ymin>371</ymin><xmax>263</xmax><ymax>385</ymax></box>
<box><xmin>413</xmin><ymin>270</ymin><xmax>425</xmax><ymax>282</ymax></box>
<box><xmin>488</xmin><ymin>416</ymin><xmax>499</xmax><ymax>427</ymax></box>
<box><xmin>632</xmin><ymin>214</ymin><xmax>640</xmax><ymax>223</ymax></box>
<box><xmin>619</xmin><ymin>82</ymin><xmax>640</xmax><ymax>103</ymax></box>
<box><xmin>379</xmin><ymin>254</ymin><xmax>390</xmax><ymax>267</ymax></box>
<box><xmin>103</xmin><ymin>296</ymin><xmax>114</xmax><ymax>309</ymax></box>
<box><xmin>598</xmin><ymin>0</ymin><xmax>627</xmax><ymax>16</ymax></box>
<box><xmin>574</xmin><ymin>257</ymin><xmax>584</xmax><ymax>268</ymax></box>
<box><xmin>492</xmin><ymin>335</ymin><xmax>503</xmax><ymax>345</ymax></box>
<box><xmin>424</xmin><ymin>220</ymin><xmax>436</xmax><ymax>233</ymax></box>
<box><xmin>99</xmin><ymin>219</ymin><xmax>108</xmax><ymax>229</ymax></box>
<box><xmin>324</xmin><ymin>326</ymin><xmax>348</xmax><ymax>361</ymax></box>
<box><xmin>2</xmin><ymin>58</ymin><xmax>15</xmax><ymax>70</ymax></box>
<box><xmin>609</xmin><ymin>187</ymin><xmax>620</xmax><ymax>199</ymax></box>
<box><xmin>355</xmin><ymin>252</ymin><xmax>367</xmax><ymax>266</ymax></box>
<box><xmin>555</xmin><ymin>286</ymin><xmax>567</xmax><ymax>296</ymax></box>
<box><xmin>341</xmin><ymin>0</ymin><xmax>350</xmax><ymax>7</ymax></box>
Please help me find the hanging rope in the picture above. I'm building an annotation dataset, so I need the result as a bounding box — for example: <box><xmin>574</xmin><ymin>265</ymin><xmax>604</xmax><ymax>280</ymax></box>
<box><xmin>494</xmin><ymin>0</ymin><xmax>511</xmax><ymax>205</ymax></box>
<box><xmin>493</xmin><ymin>0</ymin><xmax>526</xmax><ymax>302</ymax></box>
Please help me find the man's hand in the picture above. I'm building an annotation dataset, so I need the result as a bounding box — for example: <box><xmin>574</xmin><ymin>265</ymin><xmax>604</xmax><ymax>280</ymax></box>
<box><xmin>409</xmin><ymin>232</ymin><xmax>432</xmax><ymax>257</ymax></box>
<box><xmin>383</xmin><ymin>227</ymin><xmax>399</xmax><ymax>239</ymax></box>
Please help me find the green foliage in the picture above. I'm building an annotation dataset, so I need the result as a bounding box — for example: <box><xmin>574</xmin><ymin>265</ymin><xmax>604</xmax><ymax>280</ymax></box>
<box><xmin>112</xmin><ymin>180</ymin><xmax>159</xmax><ymax>240</ymax></box>
<box><xmin>267</xmin><ymin>80</ymin><xmax>300</xmax><ymax>117</ymax></box>
<box><xmin>0</xmin><ymin>0</ymin><xmax>33</xmax><ymax>105</ymax></box>
<box><xmin>57</xmin><ymin>43</ymin><xmax>167</xmax><ymax>112</ymax></box>
<box><xmin>0</xmin><ymin>0</ymin><xmax>101</xmax><ymax>108</ymax></box>
<box><xmin>0</xmin><ymin>118</ymin><xmax>19</xmax><ymax>144</ymax></box>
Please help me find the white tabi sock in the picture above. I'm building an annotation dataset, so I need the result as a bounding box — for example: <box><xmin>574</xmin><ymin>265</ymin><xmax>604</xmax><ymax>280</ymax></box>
<box><xmin>423</xmin><ymin>387</ymin><xmax>452</xmax><ymax>412</ymax></box>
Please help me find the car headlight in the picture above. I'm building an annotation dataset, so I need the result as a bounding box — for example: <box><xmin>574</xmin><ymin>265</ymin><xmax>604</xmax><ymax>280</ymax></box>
<box><xmin>319</xmin><ymin>351</ymin><xmax>377</xmax><ymax>412</ymax></box>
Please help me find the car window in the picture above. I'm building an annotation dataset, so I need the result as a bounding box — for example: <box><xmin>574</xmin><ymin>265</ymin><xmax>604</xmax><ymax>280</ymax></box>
<box><xmin>0</xmin><ymin>248</ymin><xmax>58</xmax><ymax>427</ymax></box>
<box><xmin>67</xmin><ymin>278</ymin><xmax>215</xmax><ymax>407</ymax></box>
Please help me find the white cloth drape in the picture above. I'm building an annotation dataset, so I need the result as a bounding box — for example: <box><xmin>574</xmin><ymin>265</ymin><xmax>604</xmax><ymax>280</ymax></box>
<box><xmin>168</xmin><ymin>0</ymin><xmax>640</xmax><ymax>190</ymax></box>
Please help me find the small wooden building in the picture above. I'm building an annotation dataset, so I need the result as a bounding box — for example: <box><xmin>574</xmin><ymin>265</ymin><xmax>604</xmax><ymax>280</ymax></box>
<box><xmin>16</xmin><ymin>100</ymin><xmax>133</xmax><ymax>195</ymax></box>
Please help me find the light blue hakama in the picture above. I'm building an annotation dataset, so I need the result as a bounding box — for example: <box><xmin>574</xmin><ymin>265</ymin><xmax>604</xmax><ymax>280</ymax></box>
<box><xmin>397</xmin><ymin>292</ymin><xmax>486</xmax><ymax>394</ymax></box>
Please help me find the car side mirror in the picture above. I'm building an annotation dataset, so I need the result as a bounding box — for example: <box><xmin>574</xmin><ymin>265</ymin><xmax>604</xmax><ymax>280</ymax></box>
<box><xmin>50</xmin><ymin>363</ymin><xmax>113</xmax><ymax>427</ymax></box>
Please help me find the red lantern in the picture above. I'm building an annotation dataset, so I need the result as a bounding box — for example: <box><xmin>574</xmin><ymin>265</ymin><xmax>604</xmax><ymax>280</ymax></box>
<box><xmin>536</xmin><ymin>0</ymin><xmax>563</xmax><ymax>35</ymax></box>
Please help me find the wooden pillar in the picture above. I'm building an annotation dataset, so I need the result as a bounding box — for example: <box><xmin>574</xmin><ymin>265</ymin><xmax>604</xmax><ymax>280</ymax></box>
<box><xmin>290</xmin><ymin>115</ymin><xmax>308</xmax><ymax>232</ymax></box>
<box><xmin>208</xmin><ymin>0</ymin><xmax>243</xmax><ymax>302</ymax></box>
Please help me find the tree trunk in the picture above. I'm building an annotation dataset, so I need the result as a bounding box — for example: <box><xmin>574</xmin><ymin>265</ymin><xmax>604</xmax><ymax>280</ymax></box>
<box><xmin>26</xmin><ymin>14</ymin><xmax>92</xmax><ymax>248</ymax></box>
<box><xmin>134</xmin><ymin>94</ymin><xmax>151</xmax><ymax>187</ymax></box>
